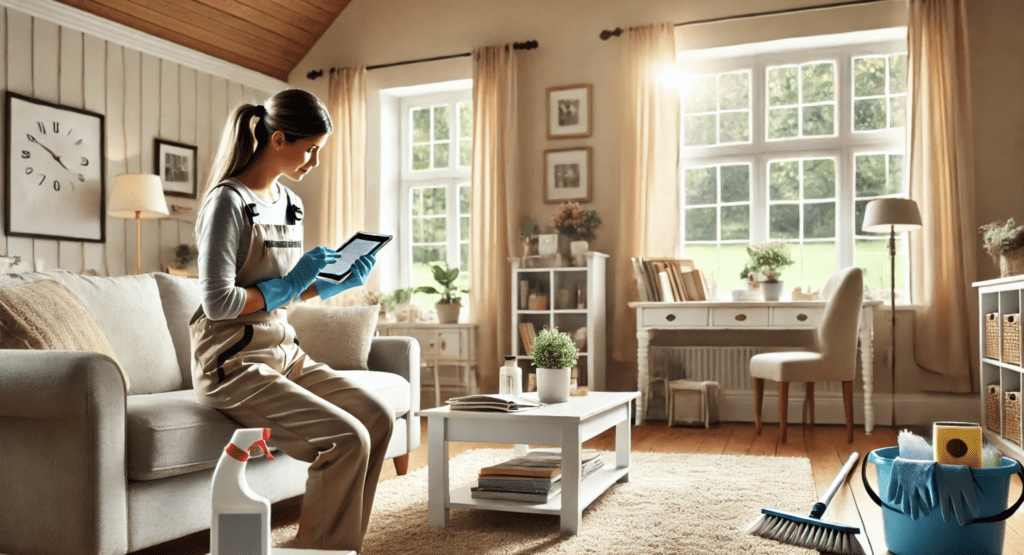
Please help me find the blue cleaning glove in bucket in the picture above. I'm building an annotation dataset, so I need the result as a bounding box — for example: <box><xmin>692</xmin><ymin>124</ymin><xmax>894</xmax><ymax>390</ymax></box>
<box><xmin>935</xmin><ymin>464</ymin><xmax>981</xmax><ymax>526</ymax></box>
<box><xmin>886</xmin><ymin>458</ymin><xmax>938</xmax><ymax>519</ymax></box>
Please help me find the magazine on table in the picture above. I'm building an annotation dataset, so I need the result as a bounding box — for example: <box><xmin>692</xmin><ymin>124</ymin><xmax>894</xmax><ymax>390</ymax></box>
<box><xmin>445</xmin><ymin>394</ymin><xmax>544</xmax><ymax>413</ymax></box>
<box><xmin>471</xmin><ymin>449</ymin><xmax>605</xmax><ymax>502</ymax></box>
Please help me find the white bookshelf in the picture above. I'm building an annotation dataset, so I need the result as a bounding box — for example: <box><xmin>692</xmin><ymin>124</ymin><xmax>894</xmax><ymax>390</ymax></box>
<box><xmin>510</xmin><ymin>252</ymin><xmax>607</xmax><ymax>391</ymax></box>
<box><xmin>975</xmin><ymin>274</ymin><xmax>1024</xmax><ymax>458</ymax></box>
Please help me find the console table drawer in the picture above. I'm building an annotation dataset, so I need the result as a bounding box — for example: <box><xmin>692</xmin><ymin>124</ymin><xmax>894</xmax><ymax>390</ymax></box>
<box><xmin>712</xmin><ymin>307</ymin><xmax>769</xmax><ymax>327</ymax></box>
<box><xmin>641</xmin><ymin>307</ymin><xmax>708</xmax><ymax>327</ymax></box>
<box><xmin>773</xmin><ymin>307</ymin><xmax>820</xmax><ymax>327</ymax></box>
<box><xmin>405</xmin><ymin>330</ymin><xmax>465</xmax><ymax>359</ymax></box>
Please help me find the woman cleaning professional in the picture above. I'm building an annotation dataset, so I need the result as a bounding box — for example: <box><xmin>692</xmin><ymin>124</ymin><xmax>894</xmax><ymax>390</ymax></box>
<box><xmin>189</xmin><ymin>88</ymin><xmax>393</xmax><ymax>552</ymax></box>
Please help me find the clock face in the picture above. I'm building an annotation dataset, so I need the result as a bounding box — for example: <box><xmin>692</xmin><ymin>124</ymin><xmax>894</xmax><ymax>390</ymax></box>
<box><xmin>5</xmin><ymin>92</ymin><xmax>105</xmax><ymax>242</ymax></box>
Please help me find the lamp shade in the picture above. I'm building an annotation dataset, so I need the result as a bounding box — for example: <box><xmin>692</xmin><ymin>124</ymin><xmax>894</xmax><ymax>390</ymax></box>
<box><xmin>108</xmin><ymin>174</ymin><xmax>169</xmax><ymax>219</ymax></box>
<box><xmin>862</xmin><ymin>198</ymin><xmax>922</xmax><ymax>233</ymax></box>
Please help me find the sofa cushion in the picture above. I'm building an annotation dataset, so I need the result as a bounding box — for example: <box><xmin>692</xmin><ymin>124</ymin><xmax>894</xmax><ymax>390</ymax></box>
<box><xmin>288</xmin><ymin>304</ymin><xmax>378</xmax><ymax>370</ymax></box>
<box><xmin>152</xmin><ymin>273</ymin><xmax>202</xmax><ymax>389</ymax></box>
<box><xmin>334</xmin><ymin>370</ymin><xmax>410</xmax><ymax>416</ymax></box>
<box><xmin>0</xmin><ymin>279</ymin><xmax>131</xmax><ymax>391</ymax></box>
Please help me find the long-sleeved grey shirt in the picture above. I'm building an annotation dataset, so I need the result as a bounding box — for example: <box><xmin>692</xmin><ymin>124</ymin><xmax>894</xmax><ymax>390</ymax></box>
<box><xmin>195</xmin><ymin>177</ymin><xmax>300</xmax><ymax>320</ymax></box>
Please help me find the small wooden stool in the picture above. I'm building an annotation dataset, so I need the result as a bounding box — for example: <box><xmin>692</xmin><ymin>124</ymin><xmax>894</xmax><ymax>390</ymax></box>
<box><xmin>667</xmin><ymin>379</ymin><xmax>720</xmax><ymax>428</ymax></box>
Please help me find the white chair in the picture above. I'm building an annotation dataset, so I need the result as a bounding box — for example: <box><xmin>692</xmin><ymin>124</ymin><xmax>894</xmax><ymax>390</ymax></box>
<box><xmin>750</xmin><ymin>267</ymin><xmax>864</xmax><ymax>443</ymax></box>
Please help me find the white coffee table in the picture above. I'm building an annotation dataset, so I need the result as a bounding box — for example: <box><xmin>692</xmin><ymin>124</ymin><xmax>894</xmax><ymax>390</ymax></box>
<box><xmin>416</xmin><ymin>391</ymin><xmax>639</xmax><ymax>535</ymax></box>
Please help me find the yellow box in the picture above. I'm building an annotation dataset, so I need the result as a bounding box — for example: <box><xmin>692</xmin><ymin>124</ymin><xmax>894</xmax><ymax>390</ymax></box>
<box><xmin>933</xmin><ymin>421</ymin><xmax>983</xmax><ymax>468</ymax></box>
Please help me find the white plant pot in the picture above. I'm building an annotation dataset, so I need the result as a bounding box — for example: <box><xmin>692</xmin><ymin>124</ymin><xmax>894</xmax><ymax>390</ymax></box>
<box><xmin>536</xmin><ymin>367</ymin><xmax>571</xmax><ymax>403</ymax></box>
<box><xmin>761</xmin><ymin>281</ymin><xmax>784</xmax><ymax>301</ymax></box>
<box><xmin>569</xmin><ymin>240</ymin><xmax>588</xmax><ymax>266</ymax></box>
<box><xmin>435</xmin><ymin>301</ymin><xmax>461</xmax><ymax>324</ymax></box>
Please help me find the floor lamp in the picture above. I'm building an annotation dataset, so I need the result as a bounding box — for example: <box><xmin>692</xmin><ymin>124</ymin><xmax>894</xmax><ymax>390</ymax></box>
<box><xmin>862</xmin><ymin>198</ymin><xmax>922</xmax><ymax>427</ymax></box>
<box><xmin>108</xmin><ymin>174</ymin><xmax>169</xmax><ymax>275</ymax></box>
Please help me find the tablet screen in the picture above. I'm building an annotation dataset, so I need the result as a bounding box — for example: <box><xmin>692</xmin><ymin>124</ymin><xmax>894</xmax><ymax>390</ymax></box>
<box><xmin>317</xmin><ymin>232</ymin><xmax>392</xmax><ymax>283</ymax></box>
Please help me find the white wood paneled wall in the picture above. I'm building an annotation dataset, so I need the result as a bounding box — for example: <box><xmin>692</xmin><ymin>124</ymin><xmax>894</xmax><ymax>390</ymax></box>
<box><xmin>0</xmin><ymin>6</ymin><xmax>276</xmax><ymax>276</ymax></box>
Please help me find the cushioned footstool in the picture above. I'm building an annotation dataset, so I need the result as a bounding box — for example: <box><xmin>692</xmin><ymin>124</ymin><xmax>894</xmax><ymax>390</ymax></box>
<box><xmin>667</xmin><ymin>379</ymin><xmax>720</xmax><ymax>428</ymax></box>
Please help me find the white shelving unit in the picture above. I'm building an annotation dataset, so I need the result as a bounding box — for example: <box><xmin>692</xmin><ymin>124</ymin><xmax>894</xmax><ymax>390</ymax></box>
<box><xmin>975</xmin><ymin>274</ymin><xmax>1024</xmax><ymax>457</ymax></box>
<box><xmin>510</xmin><ymin>252</ymin><xmax>607</xmax><ymax>391</ymax></box>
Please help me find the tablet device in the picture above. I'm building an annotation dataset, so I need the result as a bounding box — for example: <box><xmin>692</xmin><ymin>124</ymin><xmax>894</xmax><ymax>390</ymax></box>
<box><xmin>317</xmin><ymin>231</ymin><xmax>393</xmax><ymax>283</ymax></box>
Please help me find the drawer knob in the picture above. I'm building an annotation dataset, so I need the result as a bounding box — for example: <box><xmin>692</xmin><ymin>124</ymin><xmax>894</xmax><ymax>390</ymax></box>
<box><xmin>797</xmin><ymin>314</ymin><xmax>808</xmax><ymax>322</ymax></box>
<box><xmin>735</xmin><ymin>314</ymin><xmax>747</xmax><ymax>321</ymax></box>
<box><xmin>665</xmin><ymin>314</ymin><xmax>676</xmax><ymax>322</ymax></box>
<box><xmin>440</xmin><ymin>339</ymin><xmax>447</xmax><ymax>350</ymax></box>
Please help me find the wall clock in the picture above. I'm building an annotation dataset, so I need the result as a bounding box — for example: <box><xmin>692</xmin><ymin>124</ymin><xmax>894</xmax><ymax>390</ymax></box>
<box><xmin>4</xmin><ymin>91</ymin><xmax>105</xmax><ymax>242</ymax></box>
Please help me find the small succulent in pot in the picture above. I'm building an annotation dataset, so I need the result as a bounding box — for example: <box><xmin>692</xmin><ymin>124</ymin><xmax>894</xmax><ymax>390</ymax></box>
<box><xmin>531</xmin><ymin>327</ymin><xmax>579</xmax><ymax>369</ymax></box>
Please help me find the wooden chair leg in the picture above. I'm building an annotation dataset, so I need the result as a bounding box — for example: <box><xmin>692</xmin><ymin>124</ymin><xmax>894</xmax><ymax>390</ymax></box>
<box><xmin>842</xmin><ymin>380</ymin><xmax>854</xmax><ymax>443</ymax></box>
<box><xmin>806</xmin><ymin>382</ymin><xmax>815</xmax><ymax>427</ymax></box>
<box><xmin>753</xmin><ymin>378</ymin><xmax>764</xmax><ymax>435</ymax></box>
<box><xmin>779</xmin><ymin>381</ymin><xmax>789</xmax><ymax>443</ymax></box>
<box><xmin>393</xmin><ymin>453</ymin><xmax>410</xmax><ymax>476</ymax></box>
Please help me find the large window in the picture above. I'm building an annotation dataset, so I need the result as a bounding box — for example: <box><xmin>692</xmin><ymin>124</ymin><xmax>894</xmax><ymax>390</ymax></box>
<box><xmin>678</xmin><ymin>32</ymin><xmax>909</xmax><ymax>299</ymax></box>
<box><xmin>400</xmin><ymin>90</ymin><xmax>472</xmax><ymax>304</ymax></box>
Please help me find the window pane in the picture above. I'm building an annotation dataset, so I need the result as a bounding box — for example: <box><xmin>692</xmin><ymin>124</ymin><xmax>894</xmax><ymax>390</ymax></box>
<box><xmin>719</xmin><ymin>111</ymin><xmax>749</xmax><ymax>143</ymax></box>
<box><xmin>801</xmin><ymin>62</ymin><xmax>835</xmax><ymax>103</ymax></box>
<box><xmin>769</xmin><ymin>161</ymin><xmax>799</xmax><ymax>201</ymax></box>
<box><xmin>770</xmin><ymin>204</ymin><xmax>799</xmax><ymax>239</ymax></box>
<box><xmin>460</xmin><ymin>215</ymin><xmax>470</xmax><ymax>241</ymax></box>
<box><xmin>412</xmin><ymin>145</ymin><xmax>430</xmax><ymax>170</ymax></box>
<box><xmin>854</xmin><ymin>98</ymin><xmax>887</xmax><ymax>131</ymax></box>
<box><xmin>721</xmin><ymin>205</ymin><xmax>749</xmax><ymax>240</ymax></box>
<box><xmin>461</xmin><ymin>243</ymin><xmax>470</xmax><ymax>270</ymax></box>
<box><xmin>768</xmin><ymin>66</ymin><xmax>798</xmax><ymax>106</ymax></box>
<box><xmin>412</xmin><ymin>108</ymin><xmax>430</xmax><ymax>143</ymax></box>
<box><xmin>854</xmin><ymin>57</ymin><xmax>886</xmax><ymax>97</ymax></box>
<box><xmin>888</xmin><ymin>154</ymin><xmax>904</xmax><ymax>194</ymax></box>
<box><xmin>433</xmin><ymin>142</ymin><xmax>449</xmax><ymax>168</ymax></box>
<box><xmin>459</xmin><ymin>139</ymin><xmax>472</xmax><ymax>166</ymax></box>
<box><xmin>719</xmin><ymin>71</ymin><xmax>749</xmax><ymax>110</ymax></box>
<box><xmin>425</xmin><ymin>217</ymin><xmax>447</xmax><ymax>242</ymax></box>
<box><xmin>792</xmin><ymin>242</ymin><xmax>837</xmax><ymax>288</ymax></box>
<box><xmin>685</xmin><ymin>207</ymin><xmax>717</xmax><ymax>241</ymax></box>
<box><xmin>412</xmin><ymin>218</ymin><xmax>423</xmax><ymax>241</ymax></box>
<box><xmin>721</xmin><ymin>164</ymin><xmax>750</xmax><ymax>203</ymax></box>
<box><xmin>855</xmin><ymin>154</ymin><xmax>886</xmax><ymax>197</ymax></box>
<box><xmin>423</xmin><ymin>187</ymin><xmax>446</xmax><ymax>215</ymax></box>
<box><xmin>768</xmin><ymin>107</ymin><xmax>798</xmax><ymax>139</ymax></box>
<box><xmin>855</xmin><ymin>199</ymin><xmax>871</xmax><ymax>234</ymax></box>
<box><xmin>889</xmin><ymin>54</ymin><xmax>907</xmax><ymax>94</ymax></box>
<box><xmin>803</xmin><ymin>159</ymin><xmax>835</xmax><ymax>199</ymax></box>
<box><xmin>890</xmin><ymin>96</ymin><xmax>907</xmax><ymax>128</ymax></box>
<box><xmin>804</xmin><ymin>202</ymin><xmax>836</xmax><ymax>239</ymax></box>
<box><xmin>685</xmin><ymin>167</ymin><xmax>717</xmax><ymax>205</ymax></box>
<box><xmin>683</xmin><ymin>74</ymin><xmax>717</xmax><ymax>113</ymax></box>
<box><xmin>459</xmin><ymin>102</ymin><xmax>472</xmax><ymax>137</ymax></box>
<box><xmin>433</xmin><ymin>106</ymin><xmax>449</xmax><ymax>140</ymax></box>
<box><xmin>684</xmin><ymin>114</ymin><xmax>717</xmax><ymax>146</ymax></box>
<box><xmin>802</xmin><ymin>105</ymin><xmax>834</xmax><ymax>136</ymax></box>
<box><xmin>411</xmin><ymin>188</ymin><xmax>423</xmax><ymax>216</ymax></box>
<box><xmin>459</xmin><ymin>184</ymin><xmax>470</xmax><ymax>213</ymax></box>
<box><xmin>856</xmin><ymin>238</ymin><xmax>891</xmax><ymax>291</ymax></box>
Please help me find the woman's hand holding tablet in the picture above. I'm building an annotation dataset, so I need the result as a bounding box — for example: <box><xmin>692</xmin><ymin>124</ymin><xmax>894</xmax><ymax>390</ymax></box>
<box><xmin>316</xmin><ymin>231</ymin><xmax>393</xmax><ymax>283</ymax></box>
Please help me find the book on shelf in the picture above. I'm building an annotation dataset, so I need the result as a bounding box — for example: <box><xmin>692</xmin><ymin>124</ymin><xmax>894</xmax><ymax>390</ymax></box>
<box><xmin>469</xmin><ymin>484</ymin><xmax>562</xmax><ymax>503</ymax></box>
<box><xmin>445</xmin><ymin>394</ymin><xmax>543</xmax><ymax>413</ymax></box>
<box><xmin>518</xmin><ymin>322</ymin><xmax>537</xmax><ymax>354</ymax></box>
<box><xmin>631</xmin><ymin>257</ymin><xmax>709</xmax><ymax>302</ymax></box>
<box><xmin>477</xmin><ymin>449</ymin><xmax>604</xmax><ymax>479</ymax></box>
<box><xmin>471</xmin><ymin>449</ymin><xmax>605</xmax><ymax>503</ymax></box>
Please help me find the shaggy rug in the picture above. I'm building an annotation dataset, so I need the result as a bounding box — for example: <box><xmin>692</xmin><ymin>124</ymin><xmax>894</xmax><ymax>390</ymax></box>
<box><xmin>272</xmin><ymin>449</ymin><xmax>821</xmax><ymax>554</ymax></box>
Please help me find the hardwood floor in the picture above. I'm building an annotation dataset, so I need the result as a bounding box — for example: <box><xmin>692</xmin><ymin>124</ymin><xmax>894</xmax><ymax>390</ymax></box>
<box><xmin>134</xmin><ymin>421</ymin><xmax>1024</xmax><ymax>555</ymax></box>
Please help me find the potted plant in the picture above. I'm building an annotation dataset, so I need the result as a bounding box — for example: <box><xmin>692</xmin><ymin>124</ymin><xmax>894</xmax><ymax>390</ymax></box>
<box><xmin>980</xmin><ymin>218</ymin><xmax>1024</xmax><ymax>277</ymax></box>
<box><xmin>551</xmin><ymin>202</ymin><xmax>602</xmax><ymax>266</ymax></box>
<box><xmin>520</xmin><ymin>218</ymin><xmax>538</xmax><ymax>259</ymax></box>
<box><xmin>531</xmin><ymin>327</ymin><xmax>579</xmax><ymax>403</ymax></box>
<box><xmin>416</xmin><ymin>261</ymin><xmax>468</xmax><ymax>324</ymax></box>
<box><xmin>741</xmin><ymin>242</ymin><xmax>795</xmax><ymax>301</ymax></box>
<box><xmin>173</xmin><ymin>244</ymin><xmax>198</xmax><ymax>268</ymax></box>
<box><xmin>391</xmin><ymin>287</ymin><xmax>415</xmax><ymax>322</ymax></box>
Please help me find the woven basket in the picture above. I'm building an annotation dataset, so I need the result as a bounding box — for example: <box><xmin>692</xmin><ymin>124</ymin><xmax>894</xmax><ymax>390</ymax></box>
<box><xmin>1000</xmin><ymin>249</ymin><xmax>1024</xmax><ymax>278</ymax></box>
<box><xmin>1005</xmin><ymin>391</ymin><xmax>1021</xmax><ymax>445</ymax></box>
<box><xmin>986</xmin><ymin>313</ymin><xmax>1000</xmax><ymax>359</ymax></box>
<box><xmin>1004</xmin><ymin>314</ymin><xmax>1021</xmax><ymax>366</ymax></box>
<box><xmin>987</xmin><ymin>384</ymin><xmax>1001</xmax><ymax>433</ymax></box>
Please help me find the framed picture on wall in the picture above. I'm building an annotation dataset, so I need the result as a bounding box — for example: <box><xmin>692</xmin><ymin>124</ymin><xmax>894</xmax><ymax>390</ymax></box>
<box><xmin>546</xmin><ymin>84</ymin><xmax>592</xmax><ymax>139</ymax></box>
<box><xmin>544</xmin><ymin>147</ymin><xmax>592</xmax><ymax>203</ymax></box>
<box><xmin>155</xmin><ymin>138</ymin><xmax>197</xmax><ymax>198</ymax></box>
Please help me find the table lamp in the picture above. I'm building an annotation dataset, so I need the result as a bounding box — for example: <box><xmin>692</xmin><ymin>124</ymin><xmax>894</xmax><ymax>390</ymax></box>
<box><xmin>862</xmin><ymin>198</ymin><xmax>922</xmax><ymax>426</ymax></box>
<box><xmin>108</xmin><ymin>174</ymin><xmax>169</xmax><ymax>274</ymax></box>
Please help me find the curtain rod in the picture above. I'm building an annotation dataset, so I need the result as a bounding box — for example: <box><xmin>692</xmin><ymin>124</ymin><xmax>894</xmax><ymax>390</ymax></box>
<box><xmin>599</xmin><ymin>0</ymin><xmax>897</xmax><ymax>40</ymax></box>
<box><xmin>307</xmin><ymin>40</ymin><xmax>539</xmax><ymax>80</ymax></box>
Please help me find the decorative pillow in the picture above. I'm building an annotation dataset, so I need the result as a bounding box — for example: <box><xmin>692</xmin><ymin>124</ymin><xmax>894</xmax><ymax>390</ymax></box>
<box><xmin>0</xmin><ymin>279</ymin><xmax>130</xmax><ymax>392</ymax></box>
<box><xmin>287</xmin><ymin>304</ymin><xmax>379</xmax><ymax>370</ymax></box>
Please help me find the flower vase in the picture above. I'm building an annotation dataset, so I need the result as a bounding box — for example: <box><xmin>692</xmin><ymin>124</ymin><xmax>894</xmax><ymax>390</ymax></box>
<box><xmin>569</xmin><ymin>240</ymin><xmax>588</xmax><ymax>266</ymax></box>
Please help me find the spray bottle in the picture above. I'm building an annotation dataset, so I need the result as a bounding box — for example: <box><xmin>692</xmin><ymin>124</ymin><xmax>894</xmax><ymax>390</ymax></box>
<box><xmin>211</xmin><ymin>428</ymin><xmax>275</xmax><ymax>555</ymax></box>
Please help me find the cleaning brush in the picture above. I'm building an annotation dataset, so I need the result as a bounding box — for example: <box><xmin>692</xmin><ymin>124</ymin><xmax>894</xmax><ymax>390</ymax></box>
<box><xmin>746</xmin><ymin>451</ymin><xmax>865</xmax><ymax>555</ymax></box>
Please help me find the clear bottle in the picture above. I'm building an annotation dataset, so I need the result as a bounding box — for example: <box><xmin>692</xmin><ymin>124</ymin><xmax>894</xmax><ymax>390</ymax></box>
<box><xmin>499</xmin><ymin>355</ymin><xmax>522</xmax><ymax>397</ymax></box>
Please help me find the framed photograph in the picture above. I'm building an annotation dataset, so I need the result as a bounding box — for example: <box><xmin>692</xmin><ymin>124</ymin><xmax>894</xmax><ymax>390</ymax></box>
<box><xmin>546</xmin><ymin>84</ymin><xmax>592</xmax><ymax>139</ymax></box>
<box><xmin>544</xmin><ymin>147</ymin><xmax>592</xmax><ymax>204</ymax></box>
<box><xmin>155</xmin><ymin>138</ymin><xmax>197</xmax><ymax>198</ymax></box>
<box><xmin>4</xmin><ymin>91</ymin><xmax>106</xmax><ymax>242</ymax></box>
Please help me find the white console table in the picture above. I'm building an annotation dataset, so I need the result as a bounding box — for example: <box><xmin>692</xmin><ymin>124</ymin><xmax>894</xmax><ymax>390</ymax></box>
<box><xmin>629</xmin><ymin>300</ymin><xmax>879</xmax><ymax>432</ymax></box>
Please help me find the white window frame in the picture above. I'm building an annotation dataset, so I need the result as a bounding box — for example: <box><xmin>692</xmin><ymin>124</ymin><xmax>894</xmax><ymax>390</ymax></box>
<box><xmin>678</xmin><ymin>32</ymin><xmax>908</xmax><ymax>293</ymax></box>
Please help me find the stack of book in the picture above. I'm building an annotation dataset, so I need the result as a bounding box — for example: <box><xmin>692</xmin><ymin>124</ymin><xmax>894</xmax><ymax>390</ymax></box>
<box><xmin>631</xmin><ymin>257</ymin><xmax>710</xmax><ymax>302</ymax></box>
<box><xmin>518</xmin><ymin>322</ymin><xmax>538</xmax><ymax>354</ymax></box>
<box><xmin>446</xmin><ymin>394</ymin><xmax>544</xmax><ymax>413</ymax></box>
<box><xmin>470</xmin><ymin>449</ymin><xmax>605</xmax><ymax>503</ymax></box>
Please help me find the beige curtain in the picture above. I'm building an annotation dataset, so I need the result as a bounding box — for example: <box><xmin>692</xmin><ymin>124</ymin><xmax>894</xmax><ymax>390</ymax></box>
<box><xmin>610</xmin><ymin>24</ymin><xmax>680</xmax><ymax>368</ymax></box>
<box><xmin>908</xmin><ymin>0</ymin><xmax>977</xmax><ymax>392</ymax></box>
<box><xmin>470</xmin><ymin>45</ymin><xmax>519</xmax><ymax>393</ymax></box>
<box><xmin>320</xmin><ymin>67</ymin><xmax>368</xmax><ymax>306</ymax></box>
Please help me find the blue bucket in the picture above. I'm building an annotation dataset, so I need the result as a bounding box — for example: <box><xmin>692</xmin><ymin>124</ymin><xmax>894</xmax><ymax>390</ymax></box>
<box><xmin>863</xmin><ymin>447</ymin><xmax>1024</xmax><ymax>555</ymax></box>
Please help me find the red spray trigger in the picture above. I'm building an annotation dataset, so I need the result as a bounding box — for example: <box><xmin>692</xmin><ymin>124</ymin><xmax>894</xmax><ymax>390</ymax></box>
<box><xmin>250</xmin><ymin>428</ymin><xmax>273</xmax><ymax>461</ymax></box>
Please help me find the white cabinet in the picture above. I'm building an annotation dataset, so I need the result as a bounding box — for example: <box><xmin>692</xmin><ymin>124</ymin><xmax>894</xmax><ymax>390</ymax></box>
<box><xmin>510</xmin><ymin>252</ymin><xmax>607</xmax><ymax>391</ymax></box>
<box><xmin>975</xmin><ymin>275</ymin><xmax>1024</xmax><ymax>457</ymax></box>
<box><xmin>377</xmin><ymin>322</ymin><xmax>477</xmax><ymax>408</ymax></box>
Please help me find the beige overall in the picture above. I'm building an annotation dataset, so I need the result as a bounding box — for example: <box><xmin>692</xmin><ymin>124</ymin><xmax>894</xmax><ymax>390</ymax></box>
<box><xmin>190</xmin><ymin>182</ymin><xmax>393</xmax><ymax>552</ymax></box>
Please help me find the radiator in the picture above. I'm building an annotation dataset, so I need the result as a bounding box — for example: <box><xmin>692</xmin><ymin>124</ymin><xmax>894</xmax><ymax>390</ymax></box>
<box><xmin>648</xmin><ymin>346</ymin><xmax>842</xmax><ymax>393</ymax></box>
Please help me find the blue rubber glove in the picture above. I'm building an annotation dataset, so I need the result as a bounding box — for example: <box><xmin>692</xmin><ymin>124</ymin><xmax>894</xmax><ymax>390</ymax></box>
<box><xmin>886</xmin><ymin>458</ymin><xmax>938</xmax><ymax>519</ymax></box>
<box><xmin>935</xmin><ymin>464</ymin><xmax>981</xmax><ymax>525</ymax></box>
<box><xmin>257</xmin><ymin>246</ymin><xmax>341</xmax><ymax>312</ymax></box>
<box><xmin>315</xmin><ymin>253</ymin><xmax>375</xmax><ymax>300</ymax></box>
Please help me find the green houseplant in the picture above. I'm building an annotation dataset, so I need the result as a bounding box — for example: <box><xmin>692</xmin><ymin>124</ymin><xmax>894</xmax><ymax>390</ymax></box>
<box><xmin>531</xmin><ymin>327</ymin><xmax>579</xmax><ymax>403</ymax></box>
<box><xmin>741</xmin><ymin>242</ymin><xmax>796</xmax><ymax>301</ymax></box>
<box><xmin>980</xmin><ymin>218</ymin><xmax>1024</xmax><ymax>277</ymax></box>
<box><xmin>416</xmin><ymin>261</ymin><xmax>468</xmax><ymax>323</ymax></box>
